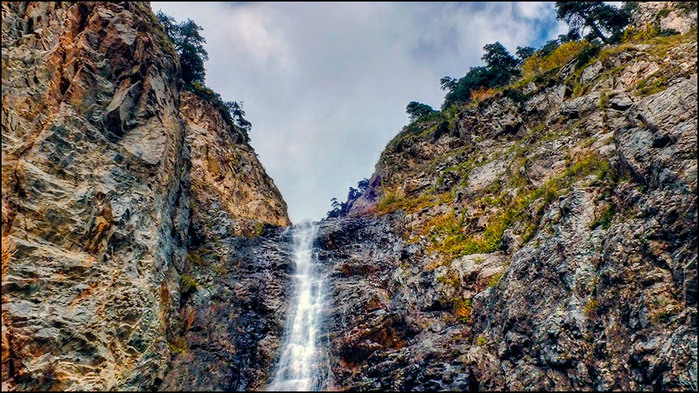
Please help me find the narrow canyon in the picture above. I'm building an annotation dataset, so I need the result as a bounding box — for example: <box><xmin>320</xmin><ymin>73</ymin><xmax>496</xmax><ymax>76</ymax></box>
<box><xmin>1</xmin><ymin>2</ymin><xmax>696</xmax><ymax>391</ymax></box>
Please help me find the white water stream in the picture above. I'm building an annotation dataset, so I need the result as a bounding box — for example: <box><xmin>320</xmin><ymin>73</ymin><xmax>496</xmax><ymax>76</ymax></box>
<box><xmin>268</xmin><ymin>222</ymin><xmax>330</xmax><ymax>391</ymax></box>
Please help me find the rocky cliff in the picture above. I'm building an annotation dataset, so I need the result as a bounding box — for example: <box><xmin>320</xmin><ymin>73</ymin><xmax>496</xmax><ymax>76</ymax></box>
<box><xmin>320</xmin><ymin>2</ymin><xmax>697</xmax><ymax>390</ymax></box>
<box><xmin>2</xmin><ymin>1</ymin><xmax>697</xmax><ymax>392</ymax></box>
<box><xmin>1</xmin><ymin>2</ymin><xmax>290</xmax><ymax>390</ymax></box>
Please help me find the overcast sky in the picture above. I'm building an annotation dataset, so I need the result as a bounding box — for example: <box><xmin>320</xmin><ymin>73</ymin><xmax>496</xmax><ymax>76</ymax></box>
<box><xmin>152</xmin><ymin>2</ymin><xmax>568</xmax><ymax>223</ymax></box>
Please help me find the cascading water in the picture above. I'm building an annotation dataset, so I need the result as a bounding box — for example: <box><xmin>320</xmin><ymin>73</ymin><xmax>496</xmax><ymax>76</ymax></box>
<box><xmin>268</xmin><ymin>222</ymin><xmax>330</xmax><ymax>391</ymax></box>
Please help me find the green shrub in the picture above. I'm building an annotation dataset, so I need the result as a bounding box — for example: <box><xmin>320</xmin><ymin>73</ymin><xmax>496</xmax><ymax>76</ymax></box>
<box><xmin>168</xmin><ymin>337</ymin><xmax>188</xmax><ymax>354</ymax></box>
<box><xmin>589</xmin><ymin>203</ymin><xmax>616</xmax><ymax>229</ymax></box>
<box><xmin>575</xmin><ymin>45</ymin><xmax>601</xmax><ymax>69</ymax></box>
<box><xmin>658</xmin><ymin>28</ymin><xmax>680</xmax><ymax>37</ymax></box>
<box><xmin>437</xmin><ymin>269</ymin><xmax>461</xmax><ymax>289</ymax></box>
<box><xmin>406</xmin><ymin>101</ymin><xmax>436</xmax><ymax>121</ymax></box>
<box><xmin>599</xmin><ymin>90</ymin><xmax>610</xmax><ymax>109</ymax></box>
<box><xmin>180</xmin><ymin>274</ymin><xmax>199</xmax><ymax>295</ymax></box>
<box><xmin>186</xmin><ymin>251</ymin><xmax>205</xmax><ymax>267</ymax></box>
<box><xmin>522</xmin><ymin>41</ymin><xmax>589</xmax><ymax>78</ymax></box>
<box><xmin>656</xmin><ymin>8</ymin><xmax>671</xmax><ymax>19</ymax></box>
<box><xmin>487</xmin><ymin>271</ymin><xmax>504</xmax><ymax>288</ymax></box>
<box><xmin>621</xmin><ymin>23</ymin><xmax>659</xmax><ymax>43</ymax></box>
<box><xmin>584</xmin><ymin>298</ymin><xmax>599</xmax><ymax>317</ymax></box>
<box><xmin>452</xmin><ymin>298</ymin><xmax>472</xmax><ymax>324</ymax></box>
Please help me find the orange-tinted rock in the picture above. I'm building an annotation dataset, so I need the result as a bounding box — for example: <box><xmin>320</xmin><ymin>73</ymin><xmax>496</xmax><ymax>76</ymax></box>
<box><xmin>1</xmin><ymin>2</ymin><xmax>290</xmax><ymax>390</ymax></box>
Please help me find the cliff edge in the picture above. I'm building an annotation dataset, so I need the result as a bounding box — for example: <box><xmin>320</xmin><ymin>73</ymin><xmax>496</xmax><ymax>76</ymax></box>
<box><xmin>320</xmin><ymin>2</ymin><xmax>697</xmax><ymax>390</ymax></box>
<box><xmin>1</xmin><ymin>2</ymin><xmax>290</xmax><ymax>390</ymax></box>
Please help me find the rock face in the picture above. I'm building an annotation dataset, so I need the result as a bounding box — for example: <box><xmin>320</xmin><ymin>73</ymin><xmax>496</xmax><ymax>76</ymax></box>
<box><xmin>1</xmin><ymin>2</ymin><xmax>290</xmax><ymax>391</ymax></box>
<box><xmin>632</xmin><ymin>1</ymin><xmax>698</xmax><ymax>34</ymax></box>
<box><xmin>158</xmin><ymin>227</ymin><xmax>293</xmax><ymax>391</ymax></box>
<box><xmin>158</xmin><ymin>92</ymin><xmax>292</xmax><ymax>391</ymax></box>
<box><xmin>2</xmin><ymin>1</ymin><xmax>697</xmax><ymax>392</ymax></box>
<box><xmin>321</xmin><ymin>4</ymin><xmax>697</xmax><ymax>390</ymax></box>
<box><xmin>181</xmin><ymin>90</ymin><xmax>290</xmax><ymax>231</ymax></box>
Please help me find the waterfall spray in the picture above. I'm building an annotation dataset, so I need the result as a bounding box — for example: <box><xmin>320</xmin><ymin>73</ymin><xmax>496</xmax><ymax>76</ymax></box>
<box><xmin>268</xmin><ymin>222</ymin><xmax>330</xmax><ymax>391</ymax></box>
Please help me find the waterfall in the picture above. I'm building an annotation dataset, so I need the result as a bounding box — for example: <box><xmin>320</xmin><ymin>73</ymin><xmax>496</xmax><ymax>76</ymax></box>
<box><xmin>268</xmin><ymin>221</ymin><xmax>330</xmax><ymax>391</ymax></box>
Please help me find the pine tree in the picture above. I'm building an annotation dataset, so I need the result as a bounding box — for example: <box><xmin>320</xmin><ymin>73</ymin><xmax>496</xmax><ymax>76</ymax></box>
<box><xmin>156</xmin><ymin>12</ymin><xmax>209</xmax><ymax>85</ymax></box>
<box><xmin>555</xmin><ymin>2</ymin><xmax>630</xmax><ymax>44</ymax></box>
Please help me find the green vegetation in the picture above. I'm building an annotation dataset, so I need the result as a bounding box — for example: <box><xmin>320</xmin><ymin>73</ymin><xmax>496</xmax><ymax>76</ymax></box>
<box><xmin>168</xmin><ymin>337</ymin><xmax>188</xmax><ymax>354</ymax></box>
<box><xmin>555</xmin><ymin>1</ymin><xmax>631</xmax><ymax>44</ymax></box>
<box><xmin>187</xmin><ymin>82</ymin><xmax>253</xmax><ymax>142</ymax></box>
<box><xmin>156</xmin><ymin>11</ymin><xmax>253</xmax><ymax>142</ymax></box>
<box><xmin>375</xmin><ymin>188</ymin><xmax>452</xmax><ymax>216</ymax></box>
<box><xmin>621</xmin><ymin>29</ymin><xmax>697</xmax><ymax>97</ymax></box>
<box><xmin>225</xmin><ymin>101</ymin><xmax>252</xmax><ymax>136</ymax></box>
<box><xmin>648</xmin><ymin>297</ymin><xmax>680</xmax><ymax>324</ymax></box>
<box><xmin>634</xmin><ymin>71</ymin><xmax>670</xmax><ymax>97</ymax></box>
<box><xmin>584</xmin><ymin>298</ymin><xmax>600</xmax><ymax>318</ymax></box>
<box><xmin>452</xmin><ymin>298</ymin><xmax>472</xmax><ymax>324</ymax></box>
<box><xmin>574</xmin><ymin>44</ymin><xmax>601</xmax><ymax>69</ymax></box>
<box><xmin>521</xmin><ymin>40</ymin><xmax>590</xmax><ymax>78</ymax></box>
<box><xmin>180</xmin><ymin>273</ymin><xmax>199</xmax><ymax>295</ymax></box>
<box><xmin>487</xmin><ymin>271</ymin><xmax>504</xmax><ymax>288</ymax></box>
<box><xmin>436</xmin><ymin>269</ymin><xmax>461</xmax><ymax>289</ymax></box>
<box><xmin>134</xmin><ymin>4</ymin><xmax>176</xmax><ymax>55</ymax></box>
<box><xmin>383</xmin><ymin>109</ymin><xmax>451</xmax><ymax>154</ymax></box>
<box><xmin>441</xmin><ymin>42</ymin><xmax>520</xmax><ymax>109</ymax></box>
<box><xmin>211</xmin><ymin>262</ymin><xmax>227</xmax><ymax>276</ymax></box>
<box><xmin>421</xmin><ymin>153</ymin><xmax>612</xmax><ymax>262</ymax></box>
<box><xmin>599</xmin><ymin>90</ymin><xmax>610</xmax><ymax>109</ymax></box>
<box><xmin>622</xmin><ymin>22</ymin><xmax>660</xmax><ymax>42</ymax></box>
<box><xmin>253</xmin><ymin>221</ymin><xmax>265</xmax><ymax>237</ymax></box>
<box><xmin>156</xmin><ymin>11</ymin><xmax>209</xmax><ymax>85</ymax></box>
<box><xmin>589</xmin><ymin>203</ymin><xmax>617</xmax><ymax>230</ymax></box>
<box><xmin>516</xmin><ymin>46</ymin><xmax>535</xmax><ymax>61</ymax></box>
<box><xmin>406</xmin><ymin>101</ymin><xmax>437</xmax><ymax>121</ymax></box>
<box><xmin>186</xmin><ymin>250</ymin><xmax>206</xmax><ymax>267</ymax></box>
<box><xmin>327</xmin><ymin>178</ymin><xmax>370</xmax><ymax>218</ymax></box>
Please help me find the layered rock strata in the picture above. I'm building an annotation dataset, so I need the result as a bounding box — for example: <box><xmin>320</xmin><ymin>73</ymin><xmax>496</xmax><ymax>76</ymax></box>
<box><xmin>1</xmin><ymin>2</ymin><xmax>290</xmax><ymax>390</ymax></box>
<box><xmin>321</xmin><ymin>4</ymin><xmax>697</xmax><ymax>390</ymax></box>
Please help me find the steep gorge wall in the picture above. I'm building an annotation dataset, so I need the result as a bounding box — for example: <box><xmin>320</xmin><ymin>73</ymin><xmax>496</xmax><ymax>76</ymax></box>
<box><xmin>158</xmin><ymin>91</ymin><xmax>292</xmax><ymax>391</ymax></box>
<box><xmin>2</xmin><ymin>2</ymin><xmax>697</xmax><ymax>391</ymax></box>
<box><xmin>1</xmin><ymin>2</ymin><xmax>290</xmax><ymax>390</ymax></box>
<box><xmin>320</xmin><ymin>3</ymin><xmax>697</xmax><ymax>390</ymax></box>
<box><xmin>181</xmin><ymin>90</ymin><xmax>290</xmax><ymax>232</ymax></box>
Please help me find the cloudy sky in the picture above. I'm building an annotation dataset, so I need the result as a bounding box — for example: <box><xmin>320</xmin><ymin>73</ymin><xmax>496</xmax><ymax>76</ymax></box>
<box><xmin>152</xmin><ymin>2</ymin><xmax>568</xmax><ymax>223</ymax></box>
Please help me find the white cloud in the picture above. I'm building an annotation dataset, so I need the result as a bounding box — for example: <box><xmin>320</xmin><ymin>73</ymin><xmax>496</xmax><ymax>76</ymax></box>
<box><xmin>515</xmin><ymin>2</ymin><xmax>551</xmax><ymax>19</ymax></box>
<box><xmin>152</xmin><ymin>2</ymin><xmax>566</xmax><ymax>223</ymax></box>
<box><xmin>222</xmin><ymin>5</ymin><xmax>291</xmax><ymax>68</ymax></box>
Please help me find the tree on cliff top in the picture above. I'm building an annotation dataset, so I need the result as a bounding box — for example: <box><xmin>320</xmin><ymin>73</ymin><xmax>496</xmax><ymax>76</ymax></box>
<box><xmin>225</xmin><ymin>101</ymin><xmax>252</xmax><ymax>136</ymax></box>
<box><xmin>555</xmin><ymin>2</ymin><xmax>630</xmax><ymax>44</ymax></box>
<box><xmin>327</xmin><ymin>178</ymin><xmax>370</xmax><ymax>218</ymax></box>
<box><xmin>515</xmin><ymin>46</ymin><xmax>536</xmax><ymax>62</ymax></box>
<box><xmin>156</xmin><ymin>11</ymin><xmax>252</xmax><ymax>142</ymax></box>
<box><xmin>441</xmin><ymin>42</ymin><xmax>519</xmax><ymax>109</ymax></box>
<box><xmin>406</xmin><ymin>101</ymin><xmax>436</xmax><ymax>121</ymax></box>
<box><xmin>481</xmin><ymin>41</ymin><xmax>520</xmax><ymax>85</ymax></box>
<box><xmin>156</xmin><ymin>11</ymin><xmax>209</xmax><ymax>85</ymax></box>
